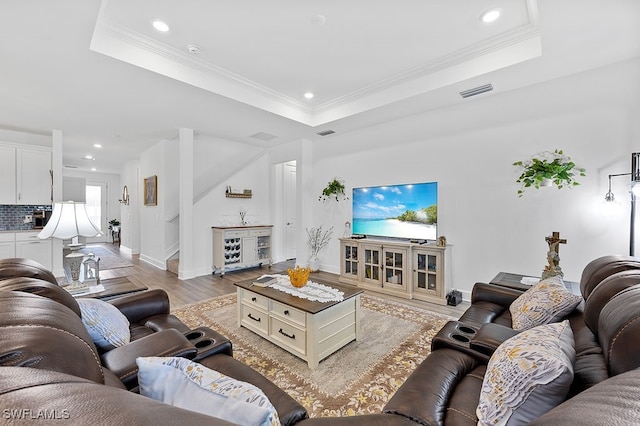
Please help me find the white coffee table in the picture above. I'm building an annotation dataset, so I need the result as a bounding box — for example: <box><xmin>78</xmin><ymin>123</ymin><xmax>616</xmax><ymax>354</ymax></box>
<box><xmin>235</xmin><ymin>278</ymin><xmax>363</xmax><ymax>369</ymax></box>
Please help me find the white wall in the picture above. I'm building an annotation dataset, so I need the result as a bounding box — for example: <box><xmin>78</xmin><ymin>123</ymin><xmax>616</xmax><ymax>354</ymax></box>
<box><xmin>120</xmin><ymin>160</ymin><xmax>140</xmax><ymax>255</ymax></box>
<box><xmin>62</xmin><ymin>169</ymin><xmax>121</xmax><ymax>236</ymax></box>
<box><xmin>191</xmin><ymin>152</ymin><xmax>272</xmax><ymax>276</ymax></box>
<box><xmin>310</xmin><ymin>59</ymin><xmax>639</xmax><ymax>299</ymax></box>
<box><xmin>139</xmin><ymin>142</ymin><xmax>166</xmax><ymax>268</ymax></box>
<box><xmin>125</xmin><ymin>58</ymin><xmax>639</xmax><ymax>302</ymax></box>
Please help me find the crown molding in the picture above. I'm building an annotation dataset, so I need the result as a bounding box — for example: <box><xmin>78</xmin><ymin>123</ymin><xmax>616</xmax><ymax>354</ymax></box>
<box><xmin>91</xmin><ymin>0</ymin><xmax>540</xmax><ymax>127</ymax></box>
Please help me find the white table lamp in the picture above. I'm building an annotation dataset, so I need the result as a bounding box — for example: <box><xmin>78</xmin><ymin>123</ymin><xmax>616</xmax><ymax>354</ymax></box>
<box><xmin>38</xmin><ymin>202</ymin><xmax>103</xmax><ymax>293</ymax></box>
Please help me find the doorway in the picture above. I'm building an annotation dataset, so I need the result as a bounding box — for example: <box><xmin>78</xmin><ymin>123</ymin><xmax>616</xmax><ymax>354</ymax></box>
<box><xmin>284</xmin><ymin>161</ymin><xmax>297</xmax><ymax>260</ymax></box>
<box><xmin>85</xmin><ymin>181</ymin><xmax>108</xmax><ymax>243</ymax></box>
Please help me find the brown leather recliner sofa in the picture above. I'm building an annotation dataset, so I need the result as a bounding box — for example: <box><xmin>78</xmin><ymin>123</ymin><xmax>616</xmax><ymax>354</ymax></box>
<box><xmin>378</xmin><ymin>256</ymin><xmax>640</xmax><ymax>425</ymax></box>
<box><xmin>0</xmin><ymin>258</ymin><xmax>308</xmax><ymax>426</ymax></box>
<box><xmin>2</xmin><ymin>256</ymin><xmax>640</xmax><ymax>425</ymax></box>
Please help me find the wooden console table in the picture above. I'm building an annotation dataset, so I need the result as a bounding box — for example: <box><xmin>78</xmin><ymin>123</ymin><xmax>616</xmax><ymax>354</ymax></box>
<box><xmin>235</xmin><ymin>278</ymin><xmax>363</xmax><ymax>369</ymax></box>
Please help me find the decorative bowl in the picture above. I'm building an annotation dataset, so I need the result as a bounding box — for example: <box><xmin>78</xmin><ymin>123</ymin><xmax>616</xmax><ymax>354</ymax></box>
<box><xmin>287</xmin><ymin>266</ymin><xmax>311</xmax><ymax>288</ymax></box>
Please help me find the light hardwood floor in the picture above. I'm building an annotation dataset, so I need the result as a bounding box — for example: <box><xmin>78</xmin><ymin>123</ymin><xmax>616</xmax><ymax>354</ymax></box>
<box><xmin>85</xmin><ymin>243</ymin><xmax>468</xmax><ymax>317</ymax></box>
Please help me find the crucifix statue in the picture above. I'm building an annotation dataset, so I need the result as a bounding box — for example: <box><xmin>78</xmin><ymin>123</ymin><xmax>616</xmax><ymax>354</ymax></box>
<box><xmin>542</xmin><ymin>231</ymin><xmax>567</xmax><ymax>279</ymax></box>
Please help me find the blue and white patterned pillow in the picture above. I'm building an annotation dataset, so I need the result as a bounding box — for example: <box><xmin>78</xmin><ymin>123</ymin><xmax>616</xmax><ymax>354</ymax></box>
<box><xmin>477</xmin><ymin>320</ymin><xmax>575</xmax><ymax>425</ymax></box>
<box><xmin>137</xmin><ymin>356</ymin><xmax>280</xmax><ymax>426</ymax></box>
<box><xmin>77</xmin><ymin>298</ymin><xmax>130</xmax><ymax>349</ymax></box>
<box><xmin>509</xmin><ymin>275</ymin><xmax>582</xmax><ymax>330</ymax></box>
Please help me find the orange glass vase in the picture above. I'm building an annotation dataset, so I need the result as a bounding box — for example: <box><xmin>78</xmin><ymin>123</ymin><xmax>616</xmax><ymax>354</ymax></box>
<box><xmin>287</xmin><ymin>266</ymin><xmax>311</xmax><ymax>288</ymax></box>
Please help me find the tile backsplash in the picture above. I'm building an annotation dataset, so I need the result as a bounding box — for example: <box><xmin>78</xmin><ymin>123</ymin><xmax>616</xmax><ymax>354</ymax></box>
<box><xmin>0</xmin><ymin>205</ymin><xmax>52</xmax><ymax>231</ymax></box>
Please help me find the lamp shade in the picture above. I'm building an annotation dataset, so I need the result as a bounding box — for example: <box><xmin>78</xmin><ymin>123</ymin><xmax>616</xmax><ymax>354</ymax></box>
<box><xmin>38</xmin><ymin>202</ymin><xmax>103</xmax><ymax>240</ymax></box>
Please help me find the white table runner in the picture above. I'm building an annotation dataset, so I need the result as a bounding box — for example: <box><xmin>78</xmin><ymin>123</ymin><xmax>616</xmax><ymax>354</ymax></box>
<box><xmin>258</xmin><ymin>275</ymin><xmax>344</xmax><ymax>302</ymax></box>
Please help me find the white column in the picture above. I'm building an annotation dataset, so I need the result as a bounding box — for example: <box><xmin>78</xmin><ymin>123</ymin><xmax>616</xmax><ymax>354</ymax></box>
<box><xmin>297</xmin><ymin>138</ymin><xmax>314</xmax><ymax>266</ymax></box>
<box><xmin>51</xmin><ymin>130</ymin><xmax>64</xmax><ymax>276</ymax></box>
<box><xmin>178</xmin><ymin>128</ymin><xmax>195</xmax><ymax>279</ymax></box>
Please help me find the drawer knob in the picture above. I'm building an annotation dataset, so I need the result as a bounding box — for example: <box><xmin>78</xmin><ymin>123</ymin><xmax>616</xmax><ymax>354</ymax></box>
<box><xmin>248</xmin><ymin>313</ymin><xmax>261</xmax><ymax>322</ymax></box>
<box><xmin>251</xmin><ymin>297</ymin><xmax>257</xmax><ymax>302</ymax></box>
<box><xmin>284</xmin><ymin>310</ymin><xmax>289</xmax><ymax>316</ymax></box>
<box><xmin>278</xmin><ymin>328</ymin><xmax>295</xmax><ymax>339</ymax></box>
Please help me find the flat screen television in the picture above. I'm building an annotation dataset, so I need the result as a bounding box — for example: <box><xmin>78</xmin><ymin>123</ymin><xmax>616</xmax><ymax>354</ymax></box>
<box><xmin>352</xmin><ymin>182</ymin><xmax>437</xmax><ymax>241</ymax></box>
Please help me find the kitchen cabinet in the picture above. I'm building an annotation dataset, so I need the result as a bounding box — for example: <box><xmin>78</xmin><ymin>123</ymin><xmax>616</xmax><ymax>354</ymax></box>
<box><xmin>15</xmin><ymin>231</ymin><xmax>52</xmax><ymax>270</ymax></box>
<box><xmin>0</xmin><ymin>233</ymin><xmax>16</xmax><ymax>259</ymax></box>
<box><xmin>17</xmin><ymin>148</ymin><xmax>52</xmax><ymax>204</ymax></box>
<box><xmin>0</xmin><ymin>144</ymin><xmax>52</xmax><ymax>205</ymax></box>
<box><xmin>0</xmin><ymin>146</ymin><xmax>16</xmax><ymax>204</ymax></box>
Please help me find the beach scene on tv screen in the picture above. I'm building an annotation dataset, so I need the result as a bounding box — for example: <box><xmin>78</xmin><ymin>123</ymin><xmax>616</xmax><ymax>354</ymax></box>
<box><xmin>352</xmin><ymin>182</ymin><xmax>437</xmax><ymax>240</ymax></box>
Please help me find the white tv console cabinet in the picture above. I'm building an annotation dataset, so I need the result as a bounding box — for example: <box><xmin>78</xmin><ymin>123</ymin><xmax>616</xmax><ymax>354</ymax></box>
<box><xmin>212</xmin><ymin>225</ymin><xmax>273</xmax><ymax>276</ymax></box>
<box><xmin>339</xmin><ymin>237</ymin><xmax>449</xmax><ymax>305</ymax></box>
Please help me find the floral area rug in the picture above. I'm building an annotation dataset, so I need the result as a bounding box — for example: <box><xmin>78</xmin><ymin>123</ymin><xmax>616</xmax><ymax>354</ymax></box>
<box><xmin>172</xmin><ymin>293</ymin><xmax>454</xmax><ymax>417</ymax></box>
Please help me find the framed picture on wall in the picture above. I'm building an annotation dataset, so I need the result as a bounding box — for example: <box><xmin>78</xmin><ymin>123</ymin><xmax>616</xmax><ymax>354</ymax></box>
<box><xmin>144</xmin><ymin>175</ymin><xmax>157</xmax><ymax>206</ymax></box>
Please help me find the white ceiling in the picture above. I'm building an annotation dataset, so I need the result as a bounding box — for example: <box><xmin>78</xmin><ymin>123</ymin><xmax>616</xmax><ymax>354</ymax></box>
<box><xmin>1</xmin><ymin>0</ymin><xmax>639</xmax><ymax>173</ymax></box>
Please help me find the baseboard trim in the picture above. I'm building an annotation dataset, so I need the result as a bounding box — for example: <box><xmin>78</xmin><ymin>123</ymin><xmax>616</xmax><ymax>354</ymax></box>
<box><xmin>139</xmin><ymin>254</ymin><xmax>165</xmax><ymax>270</ymax></box>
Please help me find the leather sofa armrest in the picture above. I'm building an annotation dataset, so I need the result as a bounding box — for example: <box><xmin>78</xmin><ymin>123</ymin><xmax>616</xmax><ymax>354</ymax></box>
<box><xmin>470</xmin><ymin>323</ymin><xmax>520</xmax><ymax>356</ymax></box>
<box><xmin>101</xmin><ymin>329</ymin><xmax>197</xmax><ymax>389</ymax></box>
<box><xmin>471</xmin><ymin>282</ymin><xmax>524</xmax><ymax>307</ymax></box>
<box><xmin>109</xmin><ymin>289</ymin><xmax>171</xmax><ymax>323</ymax></box>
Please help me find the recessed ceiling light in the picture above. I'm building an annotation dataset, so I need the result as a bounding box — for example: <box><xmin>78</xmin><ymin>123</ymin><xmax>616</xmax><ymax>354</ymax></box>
<box><xmin>480</xmin><ymin>8</ymin><xmax>502</xmax><ymax>23</ymax></box>
<box><xmin>304</xmin><ymin>92</ymin><xmax>314</xmax><ymax>99</ymax></box>
<box><xmin>152</xmin><ymin>19</ymin><xmax>170</xmax><ymax>32</ymax></box>
<box><xmin>93</xmin><ymin>143</ymin><xmax>102</xmax><ymax>148</ymax></box>
<box><xmin>311</xmin><ymin>14</ymin><xmax>326</xmax><ymax>26</ymax></box>
<box><xmin>84</xmin><ymin>155</ymin><xmax>94</xmax><ymax>160</ymax></box>
<box><xmin>91</xmin><ymin>167</ymin><xmax>97</xmax><ymax>171</ymax></box>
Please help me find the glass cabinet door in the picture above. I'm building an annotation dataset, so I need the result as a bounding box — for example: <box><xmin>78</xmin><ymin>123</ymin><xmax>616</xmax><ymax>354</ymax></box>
<box><xmin>414</xmin><ymin>250</ymin><xmax>441</xmax><ymax>296</ymax></box>
<box><xmin>385</xmin><ymin>251</ymin><xmax>403</xmax><ymax>285</ymax></box>
<box><xmin>363</xmin><ymin>246</ymin><xmax>381</xmax><ymax>283</ymax></box>
<box><xmin>342</xmin><ymin>243</ymin><xmax>359</xmax><ymax>278</ymax></box>
<box><xmin>383</xmin><ymin>248</ymin><xmax>408</xmax><ymax>291</ymax></box>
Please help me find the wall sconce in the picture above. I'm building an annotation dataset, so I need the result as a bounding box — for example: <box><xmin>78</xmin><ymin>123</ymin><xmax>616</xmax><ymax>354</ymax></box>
<box><xmin>119</xmin><ymin>185</ymin><xmax>130</xmax><ymax>205</ymax></box>
<box><xmin>601</xmin><ymin>153</ymin><xmax>640</xmax><ymax>256</ymax></box>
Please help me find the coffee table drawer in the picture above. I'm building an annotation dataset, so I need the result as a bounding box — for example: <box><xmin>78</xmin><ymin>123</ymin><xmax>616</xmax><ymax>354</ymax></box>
<box><xmin>240</xmin><ymin>303</ymin><xmax>269</xmax><ymax>334</ymax></box>
<box><xmin>242</xmin><ymin>289</ymin><xmax>269</xmax><ymax>310</ymax></box>
<box><xmin>270</xmin><ymin>300</ymin><xmax>306</xmax><ymax>327</ymax></box>
<box><xmin>270</xmin><ymin>317</ymin><xmax>305</xmax><ymax>355</ymax></box>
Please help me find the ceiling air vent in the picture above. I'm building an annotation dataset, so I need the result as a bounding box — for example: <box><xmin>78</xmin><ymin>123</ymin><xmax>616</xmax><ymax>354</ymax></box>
<box><xmin>249</xmin><ymin>132</ymin><xmax>278</xmax><ymax>142</ymax></box>
<box><xmin>64</xmin><ymin>164</ymin><xmax>78</xmax><ymax>169</ymax></box>
<box><xmin>316</xmin><ymin>130</ymin><xmax>335</xmax><ymax>137</ymax></box>
<box><xmin>459</xmin><ymin>83</ymin><xmax>494</xmax><ymax>99</ymax></box>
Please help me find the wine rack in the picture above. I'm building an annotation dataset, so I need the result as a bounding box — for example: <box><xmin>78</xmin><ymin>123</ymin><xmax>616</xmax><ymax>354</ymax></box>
<box><xmin>212</xmin><ymin>225</ymin><xmax>273</xmax><ymax>276</ymax></box>
<box><xmin>224</xmin><ymin>237</ymin><xmax>241</xmax><ymax>265</ymax></box>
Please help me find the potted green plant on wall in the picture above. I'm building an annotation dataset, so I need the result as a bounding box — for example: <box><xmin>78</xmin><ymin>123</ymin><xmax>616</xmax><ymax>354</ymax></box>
<box><xmin>319</xmin><ymin>177</ymin><xmax>348</xmax><ymax>203</ymax></box>
<box><xmin>513</xmin><ymin>149</ymin><xmax>586</xmax><ymax>197</ymax></box>
<box><xmin>306</xmin><ymin>225</ymin><xmax>334</xmax><ymax>272</ymax></box>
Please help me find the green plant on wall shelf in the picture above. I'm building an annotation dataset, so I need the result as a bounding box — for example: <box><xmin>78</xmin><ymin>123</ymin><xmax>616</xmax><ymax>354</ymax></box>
<box><xmin>319</xmin><ymin>177</ymin><xmax>348</xmax><ymax>202</ymax></box>
<box><xmin>513</xmin><ymin>149</ymin><xmax>586</xmax><ymax>197</ymax></box>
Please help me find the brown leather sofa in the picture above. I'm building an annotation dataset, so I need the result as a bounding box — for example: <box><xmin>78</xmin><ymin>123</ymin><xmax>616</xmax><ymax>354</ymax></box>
<box><xmin>453</xmin><ymin>255</ymin><xmax>640</xmax><ymax>329</ymax></box>
<box><xmin>380</xmin><ymin>257</ymin><xmax>640</xmax><ymax>425</ymax></box>
<box><xmin>2</xmin><ymin>256</ymin><xmax>640</xmax><ymax>425</ymax></box>
<box><xmin>0</xmin><ymin>258</ymin><xmax>308</xmax><ymax>425</ymax></box>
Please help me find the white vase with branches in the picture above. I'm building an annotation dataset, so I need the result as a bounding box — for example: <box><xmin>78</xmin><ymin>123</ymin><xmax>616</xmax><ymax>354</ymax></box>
<box><xmin>306</xmin><ymin>225</ymin><xmax>334</xmax><ymax>272</ymax></box>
